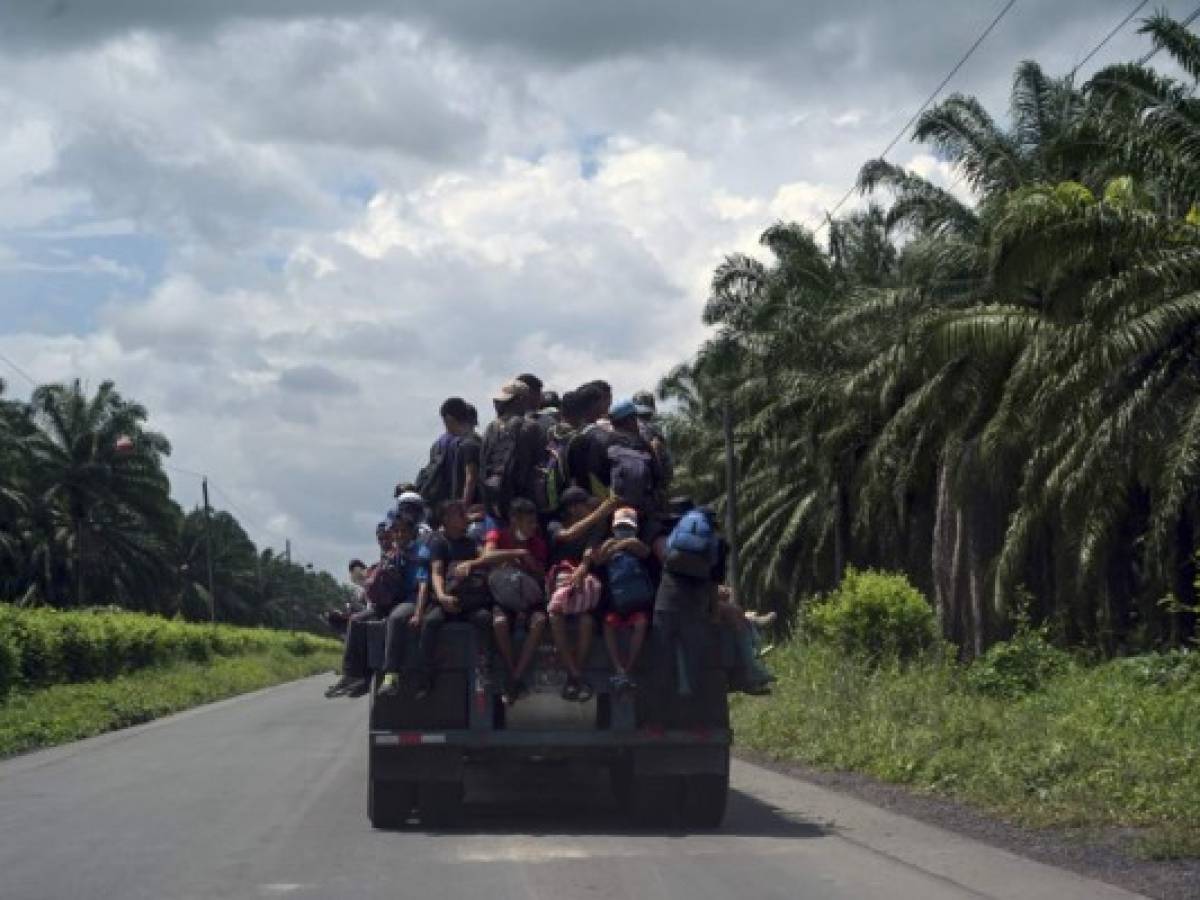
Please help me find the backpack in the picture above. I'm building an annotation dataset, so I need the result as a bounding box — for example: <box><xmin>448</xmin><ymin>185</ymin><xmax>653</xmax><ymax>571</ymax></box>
<box><xmin>533</xmin><ymin>426</ymin><xmax>573</xmax><ymax>513</ymax></box>
<box><xmin>364</xmin><ymin>558</ymin><xmax>405</xmax><ymax>610</ymax></box>
<box><xmin>546</xmin><ymin>561</ymin><xmax>601</xmax><ymax>615</ymax></box>
<box><xmin>607</xmin><ymin>443</ymin><xmax>654</xmax><ymax>509</ymax></box>
<box><xmin>481</xmin><ymin>416</ymin><xmax>525</xmax><ymax>513</ymax></box>
<box><xmin>487</xmin><ymin>566</ymin><xmax>543</xmax><ymax>613</ymax></box>
<box><xmin>606</xmin><ymin>551</ymin><xmax>656</xmax><ymax>614</ymax></box>
<box><xmin>664</xmin><ymin>509</ymin><xmax>720</xmax><ymax>579</ymax></box>
<box><xmin>414</xmin><ymin>434</ymin><xmax>456</xmax><ymax>507</ymax></box>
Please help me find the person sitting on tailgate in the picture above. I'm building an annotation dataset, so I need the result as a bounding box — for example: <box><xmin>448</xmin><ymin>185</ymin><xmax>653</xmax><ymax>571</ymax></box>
<box><xmin>379</xmin><ymin>500</ymin><xmax>491</xmax><ymax>700</ymax></box>
<box><xmin>596</xmin><ymin>506</ymin><xmax>657</xmax><ymax>694</ymax></box>
<box><xmin>325</xmin><ymin>515</ymin><xmax>427</xmax><ymax>698</ymax></box>
<box><xmin>544</xmin><ymin>488</ymin><xmax>620</xmax><ymax>702</ymax></box>
<box><xmin>469</xmin><ymin>497</ymin><xmax>548</xmax><ymax>705</ymax></box>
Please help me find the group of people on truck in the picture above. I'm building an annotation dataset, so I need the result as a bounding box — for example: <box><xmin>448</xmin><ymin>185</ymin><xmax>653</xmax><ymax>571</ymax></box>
<box><xmin>324</xmin><ymin>373</ymin><xmax>775</xmax><ymax>705</ymax></box>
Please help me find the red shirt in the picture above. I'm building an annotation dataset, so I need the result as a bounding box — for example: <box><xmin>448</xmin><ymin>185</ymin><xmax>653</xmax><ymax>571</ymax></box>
<box><xmin>485</xmin><ymin>527</ymin><xmax>549</xmax><ymax>574</ymax></box>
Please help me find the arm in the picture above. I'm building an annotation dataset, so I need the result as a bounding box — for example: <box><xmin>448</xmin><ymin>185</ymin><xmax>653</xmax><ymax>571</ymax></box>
<box><xmin>596</xmin><ymin>537</ymin><xmax>650</xmax><ymax>564</ymax></box>
<box><xmin>431</xmin><ymin>559</ymin><xmax>462</xmax><ymax>613</ymax></box>
<box><xmin>411</xmin><ymin>579</ymin><xmax>431</xmax><ymax>627</ymax></box>
<box><xmin>461</xmin><ymin>461</ymin><xmax>479</xmax><ymax>505</ymax></box>
<box><xmin>553</xmin><ymin>496</ymin><xmax>620</xmax><ymax>545</ymax></box>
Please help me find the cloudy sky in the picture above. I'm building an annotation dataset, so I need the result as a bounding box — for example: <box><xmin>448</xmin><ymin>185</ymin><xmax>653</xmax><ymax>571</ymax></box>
<box><xmin>0</xmin><ymin>0</ymin><xmax>1182</xmax><ymax>574</ymax></box>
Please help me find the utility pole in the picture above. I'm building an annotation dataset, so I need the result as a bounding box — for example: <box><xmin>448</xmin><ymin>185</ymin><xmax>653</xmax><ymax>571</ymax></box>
<box><xmin>201</xmin><ymin>477</ymin><xmax>216</xmax><ymax>622</ymax></box>
<box><xmin>722</xmin><ymin>396</ymin><xmax>741</xmax><ymax>600</ymax></box>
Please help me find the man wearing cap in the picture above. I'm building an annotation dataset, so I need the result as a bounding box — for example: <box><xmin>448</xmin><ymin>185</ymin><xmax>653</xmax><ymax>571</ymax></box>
<box><xmin>391</xmin><ymin>490</ymin><xmax>433</xmax><ymax>540</ymax></box>
<box><xmin>480</xmin><ymin>379</ymin><xmax>543</xmax><ymax>521</ymax></box>
<box><xmin>633</xmin><ymin>389</ymin><xmax>673</xmax><ymax>489</ymax></box>
<box><xmin>582</xmin><ymin>399</ymin><xmax>665</xmax><ymax>549</ymax></box>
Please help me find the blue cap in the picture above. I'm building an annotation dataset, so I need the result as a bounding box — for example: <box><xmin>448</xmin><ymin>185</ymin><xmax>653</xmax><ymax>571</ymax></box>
<box><xmin>609</xmin><ymin>398</ymin><xmax>637</xmax><ymax>421</ymax></box>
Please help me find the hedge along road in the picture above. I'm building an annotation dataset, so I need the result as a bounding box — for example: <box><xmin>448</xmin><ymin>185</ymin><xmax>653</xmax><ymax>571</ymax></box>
<box><xmin>0</xmin><ymin>675</ymin><xmax>1142</xmax><ymax>900</ymax></box>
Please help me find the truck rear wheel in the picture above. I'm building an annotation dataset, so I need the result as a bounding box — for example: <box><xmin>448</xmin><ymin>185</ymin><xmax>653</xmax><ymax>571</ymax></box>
<box><xmin>417</xmin><ymin>781</ymin><xmax>464</xmax><ymax>828</ymax></box>
<box><xmin>369</xmin><ymin>779</ymin><xmax>414</xmax><ymax>829</ymax></box>
<box><xmin>628</xmin><ymin>775</ymin><xmax>682</xmax><ymax>827</ymax></box>
<box><xmin>679</xmin><ymin>773</ymin><xmax>728</xmax><ymax>828</ymax></box>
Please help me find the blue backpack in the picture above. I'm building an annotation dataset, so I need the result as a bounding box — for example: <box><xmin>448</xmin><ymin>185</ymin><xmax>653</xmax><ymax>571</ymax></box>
<box><xmin>664</xmin><ymin>509</ymin><xmax>720</xmax><ymax>578</ymax></box>
<box><xmin>607</xmin><ymin>551</ymin><xmax>656</xmax><ymax>614</ymax></box>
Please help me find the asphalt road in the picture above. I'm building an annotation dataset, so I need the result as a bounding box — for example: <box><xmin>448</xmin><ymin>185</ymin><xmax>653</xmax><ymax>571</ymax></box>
<box><xmin>0</xmin><ymin>675</ymin><xmax>1143</xmax><ymax>900</ymax></box>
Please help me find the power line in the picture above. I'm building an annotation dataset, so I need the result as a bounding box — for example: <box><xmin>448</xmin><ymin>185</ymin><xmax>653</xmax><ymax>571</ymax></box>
<box><xmin>0</xmin><ymin>351</ymin><xmax>37</xmax><ymax>388</ymax></box>
<box><xmin>1138</xmin><ymin>2</ymin><xmax>1200</xmax><ymax>65</ymax></box>
<box><xmin>814</xmin><ymin>0</ymin><xmax>1020</xmax><ymax>233</ymax></box>
<box><xmin>1072</xmin><ymin>0</ymin><xmax>1150</xmax><ymax>77</ymax></box>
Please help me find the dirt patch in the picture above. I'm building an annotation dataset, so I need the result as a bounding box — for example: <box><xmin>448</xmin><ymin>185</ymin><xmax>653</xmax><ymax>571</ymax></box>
<box><xmin>736</xmin><ymin>749</ymin><xmax>1200</xmax><ymax>900</ymax></box>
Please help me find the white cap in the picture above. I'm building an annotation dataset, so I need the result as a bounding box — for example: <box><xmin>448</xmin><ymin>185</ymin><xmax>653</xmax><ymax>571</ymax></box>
<box><xmin>397</xmin><ymin>491</ymin><xmax>424</xmax><ymax>506</ymax></box>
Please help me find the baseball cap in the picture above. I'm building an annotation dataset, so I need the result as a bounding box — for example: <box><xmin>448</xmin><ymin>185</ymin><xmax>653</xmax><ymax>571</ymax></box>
<box><xmin>609</xmin><ymin>398</ymin><xmax>638</xmax><ymax>421</ymax></box>
<box><xmin>632</xmin><ymin>390</ymin><xmax>656</xmax><ymax>416</ymax></box>
<box><xmin>396</xmin><ymin>491</ymin><xmax>424</xmax><ymax>507</ymax></box>
<box><xmin>613</xmin><ymin>506</ymin><xmax>640</xmax><ymax>530</ymax></box>
<box><xmin>493</xmin><ymin>380</ymin><xmax>530</xmax><ymax>403</ymax></box>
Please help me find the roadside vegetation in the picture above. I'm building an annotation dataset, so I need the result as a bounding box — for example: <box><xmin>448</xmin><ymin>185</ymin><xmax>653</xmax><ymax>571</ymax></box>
<box><xmin>664</xmin><ymin>12</ymin><xmax>1200</xmax><ymax>655</ymax></box>
<box><xmin>0</xmin><ymin>604</ymin><xmax>339</xmax><ymax>755</ymax></box>
<box><xmin>733</xmin><ymin>571</ymin><xmax>1200</xmax><ymax>859</ymax></box>
<box><xmin>0</xmin><ymin>378</ymin><xmax>348</xmax><ymax>629</ymax></box>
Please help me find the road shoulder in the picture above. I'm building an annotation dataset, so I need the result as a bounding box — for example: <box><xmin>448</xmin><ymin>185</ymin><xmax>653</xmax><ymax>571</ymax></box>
<box><xmin>735</xmin><ymin>750</ymin><xmax>1197</xmax><ymax>900</ymax></box>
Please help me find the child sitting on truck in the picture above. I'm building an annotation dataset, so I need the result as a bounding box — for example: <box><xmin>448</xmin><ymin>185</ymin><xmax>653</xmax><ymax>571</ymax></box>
<box><xmin>544</xmin><ymin>488</ymin><xmax>619</xmax><ymax>702</ymax></box>
<box><xmin>474</xmin><ymin>497</ymin><xmax>549</xmax><ymax>705</ymax></box>
<box><xmin>597</xmin><ymin>507</ymin><xmax>657</xmax><ymax>694</ymax></box>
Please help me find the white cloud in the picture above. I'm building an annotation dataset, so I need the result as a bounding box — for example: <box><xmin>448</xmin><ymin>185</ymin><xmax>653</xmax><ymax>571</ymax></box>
<box><xmin>0</xmin><ymin>0</ymin><xmax>1161</xmax><ymax>576</ymax></box>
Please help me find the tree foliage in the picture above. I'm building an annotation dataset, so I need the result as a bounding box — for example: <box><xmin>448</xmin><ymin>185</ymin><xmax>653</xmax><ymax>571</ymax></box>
<box><xmin>0</xmin><ymin>378</ymin><xmax>347</xmax><ymax>631</ymax></box>
<box><xmin>664</xmin><ymin>15</ymin><xmax>1200</xmax><ymax>655</ymax></box>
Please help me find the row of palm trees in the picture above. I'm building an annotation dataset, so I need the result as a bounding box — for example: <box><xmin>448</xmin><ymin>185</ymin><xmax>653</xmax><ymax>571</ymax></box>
<box><xmin>662</xmin><ymin>12</ymin><xmax>1200</xmax><ymax>655</ymax></box>
<box><xmin>0</xmin><ymin>378</ymin><xmax>346</xmax><ymax>630</ymax></box>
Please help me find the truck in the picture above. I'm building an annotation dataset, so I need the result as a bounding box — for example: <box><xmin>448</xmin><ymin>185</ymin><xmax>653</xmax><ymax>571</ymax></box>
<box><xmin>363</xmin><ymin>619</ymin><xmax>737</xmax><ymax>828</ymax></box>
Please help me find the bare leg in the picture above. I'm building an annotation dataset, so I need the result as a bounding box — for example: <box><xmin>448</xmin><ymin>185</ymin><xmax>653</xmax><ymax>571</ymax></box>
<box><xmin>549</xmin><ymin>611</ymin><xmax>579</xmax><ymax>677</ymax></box>
<box><xmin>513</xmin><ymin>612</ymin><xmax>548</xmax><ymax>680</ymax></box>
<box><xmin>626</xmin><ymin>618</ymin><xmax>650</xmax><ymax>672</ymax></box>
<box><xmin>492</xmin><ymin>611</ymin><xmax>517</xmax><ymax>676</ymax></box>
<box><xmin>574</xmin><ymin>614</ymin><xmax>595</xmax><ymax>674</ymax></box>
<box><xmin>603</xmin><ymin>621</ymin><xmax>627</xmax><ymax>674</ymax></box>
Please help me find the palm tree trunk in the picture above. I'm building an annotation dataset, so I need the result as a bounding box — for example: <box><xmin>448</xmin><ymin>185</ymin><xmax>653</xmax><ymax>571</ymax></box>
<box><xmin>932</xmin><ymin>458</ymin><xmax>955</xmax><ymax>638</ymax></box>
<box><xmin>74</xmin><ymin>516</ymin><xmax>85</xmax><ymax>607</ymax></box>
<box><xmin>722</xmin><ymin>397</ymin><xmax>741</xmax><ymax>599</ymax></box>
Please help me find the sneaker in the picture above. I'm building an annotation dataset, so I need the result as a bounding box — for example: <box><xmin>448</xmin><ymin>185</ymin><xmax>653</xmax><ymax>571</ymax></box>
<box><xmin>324</xmin><ymin>675</ymin><xmax>356</xmax><ymax>698</ymax></box>
<box><xmin>343</xmin><ymin>678</ymin><xmax>371</xmax><ymax>698</ymax></box>
<box><xmin>561</xmin><ymin>677</ymin><xmax>580</xmax><ymax>701</ymax></box>
<box><xmin>745</xmin><ymin>611</ymin><xmax>777</xmax><ymax>628</ymax></box>
<box><xmin>377</xmin><ymin>673</ymin><xmax>403</xmax><ymax>698</ymax></box>
<box><xmin>741</xmin><ymin>681</ymin><xmax>772</xmax><ymax>697</ymax></box>
<box><xmin>609</xmin><ymin>673</ymin><xmax>630</xmax><ymax>694</ymax></box>
<box><xmin>574</xmin><ymin>678</ymin><xmax>594</xmax><ymax>702</ymax></box>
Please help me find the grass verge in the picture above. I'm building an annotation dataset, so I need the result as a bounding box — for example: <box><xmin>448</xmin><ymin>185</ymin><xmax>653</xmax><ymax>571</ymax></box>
<box><xmin>732</xmin><ymin>641</ymin><xmax>1200</xmax><ymax>859</ymax></box>
<box><xmin>0</xmin><ymin>645</ymin><xmax>339</xmax><ymax>757</ymax></box>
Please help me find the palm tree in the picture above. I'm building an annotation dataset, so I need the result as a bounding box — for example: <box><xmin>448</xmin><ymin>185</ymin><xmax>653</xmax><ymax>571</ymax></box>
<box><xmin>25</xmin><ymin>380</ymin><xmax>175</xmax><ymax>606</ymax></box>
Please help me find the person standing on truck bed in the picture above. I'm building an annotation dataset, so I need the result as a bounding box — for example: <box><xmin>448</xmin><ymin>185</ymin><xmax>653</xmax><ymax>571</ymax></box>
<box><xmin>480</xmin><ymin>380</ymin><xmax>543</xmax><ymax>522</ymax></box>
<box><xmin>379</xmin><ymin>500</ymin><xmax>490</xmax><ymax>700</ymax></box>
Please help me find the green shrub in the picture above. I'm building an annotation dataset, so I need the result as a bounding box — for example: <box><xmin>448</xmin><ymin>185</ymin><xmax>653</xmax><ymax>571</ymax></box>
<box><xmin>967</xmin><ymin>623</ymin><xmax>1074</xmax><ymax>698</ymax></box>
<box><xmin>804</xmin><ymin>568</ymin><xmax>938</xmax><ymax>661</ymax></box>
<box><xmin>0</xmin><ymin>631</ymin><xmax>17</xmax><ymax>700</ymax></box>
<box><xmin>0</xmin><ymin>604</ymin><xmax>338</xmax><ymax>695</ymax></box>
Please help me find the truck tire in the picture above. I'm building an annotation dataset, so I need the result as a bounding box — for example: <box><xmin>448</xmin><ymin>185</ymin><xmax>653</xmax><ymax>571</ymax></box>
<box><xmin>628</xmin><ymin>775</ymin><xmax>682</xmax><ymax>827</ymax></box>
<box><xmin>369</xmin><ymin>779</ymin><xmax>414</xmax><ymax>829</ymax></box>
<box><xmin>417</xmin><ymin>781</ymin><xmax>464</xmax><ymax>828</ymax></box>
<box><xmin>679</xmin><ymin>773</ymin><xmax>728</xmax><ymax>829</ymax></box>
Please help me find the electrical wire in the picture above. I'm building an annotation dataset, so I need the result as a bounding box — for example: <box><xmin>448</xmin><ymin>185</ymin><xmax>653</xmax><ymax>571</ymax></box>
<box><xmin>0</xmin><ymin>352</ymin><xmax>38</xmax><ymax>388</ymax></box>
<box><xmin>1072</xmin><ymin>0</ymin><xmax>1151</xmax><ymax>77</ymax></box>
<box><xmin>813</xmin><ymin>0</ymin><xmax>1020</xmax><ymax>233</ymax></box>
